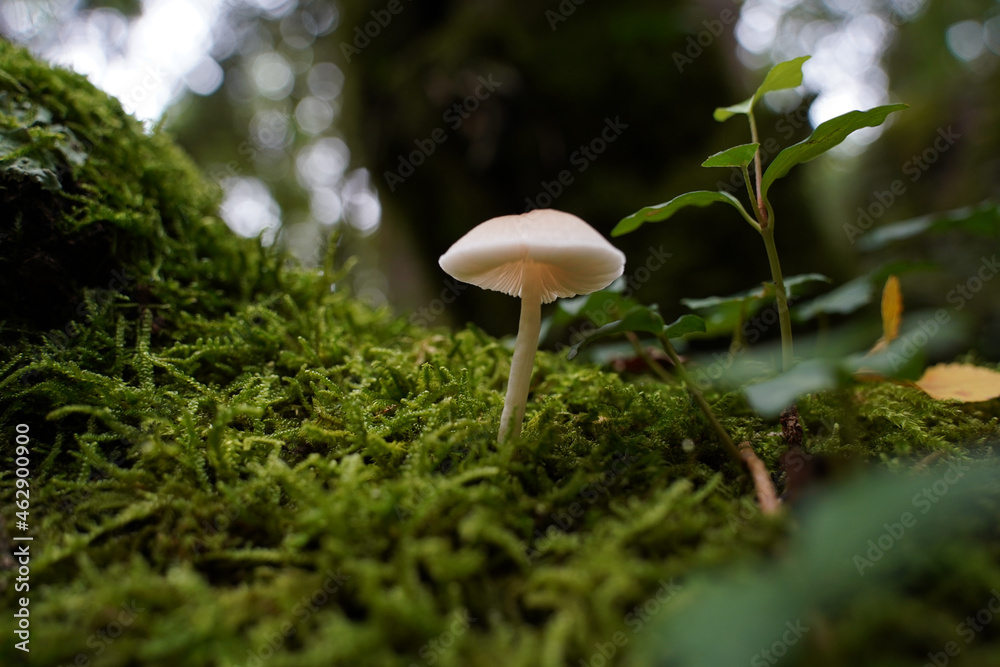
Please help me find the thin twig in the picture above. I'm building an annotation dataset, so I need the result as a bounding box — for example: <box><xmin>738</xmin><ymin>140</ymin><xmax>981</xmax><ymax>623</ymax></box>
<box><xmin>643</xmin><ymin>333</ymin><xmax>781</xmax><ymax>515</ymax></box>
<box><xmin>624</xmin><ymin>332</ymin><xmax>673</xmax><ymax>383</ymax></box>
<box><xmin>912</xmin><ymin>449</ymin><xmax>946</xmax><ymax>473</ymax></box>
<box><xmin>739</xmin><ymin>441</ymin><xmax>781</xmax><ymax>515</ymax></box>
<box><xmin>653</xmin><ymin>334</ymin><xmax>743</xmax><ymax>465</ymax></box>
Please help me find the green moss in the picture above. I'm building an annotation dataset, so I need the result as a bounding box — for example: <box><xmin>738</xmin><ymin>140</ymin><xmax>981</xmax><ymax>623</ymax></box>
<box><xmin>1</xmin><ymin>42</ymin><xmax>1000</xmax><ymax>667</ymax></box>
<box><xmin>0</xmin><ymin>38</ymin><xmax>278</xmax><ymax>336</ymax></box>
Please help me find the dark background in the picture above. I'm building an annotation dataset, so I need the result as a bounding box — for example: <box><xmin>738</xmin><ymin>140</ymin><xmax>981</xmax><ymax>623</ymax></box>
<box><xmin>5</xmin><ymin>0</ymin><xmax>999</xmax><ymax>355</ymax></box>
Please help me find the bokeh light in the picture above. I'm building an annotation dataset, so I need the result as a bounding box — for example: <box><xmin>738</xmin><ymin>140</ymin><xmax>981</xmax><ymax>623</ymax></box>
<box><xmin>219</xmin><ymin>176</ymin><xmax>281</xmax><ymax>244</ymax></box>
<box><xmin>0</xmin><ymin>0</ymin><xmax>378</xmax><ymax>263</ymax></box>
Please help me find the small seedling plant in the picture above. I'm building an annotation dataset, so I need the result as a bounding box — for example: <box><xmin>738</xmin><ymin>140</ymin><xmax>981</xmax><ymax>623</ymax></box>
<box><xmin>565</xmin><ymin>56</ymin><xmax>907</xmax><ymax>498</ymax></box>
<box><xmin>611</xmin><ymin>55</ymin><xmax>906</xmax><ymax>373</ymax></box>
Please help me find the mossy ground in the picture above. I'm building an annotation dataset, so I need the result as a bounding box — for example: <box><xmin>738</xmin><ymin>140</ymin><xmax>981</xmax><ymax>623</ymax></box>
<box><xmin>2</xmin><ymin>41</ymin><xmax>1000</xmax><ymax>667</ymax></box>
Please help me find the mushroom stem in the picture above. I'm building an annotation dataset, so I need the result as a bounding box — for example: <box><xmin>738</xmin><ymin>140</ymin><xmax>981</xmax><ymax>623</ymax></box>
<box><xmin>499</xmin><ymin>273</ymin><xmax>542</xmax><ymax>443</ymax></box>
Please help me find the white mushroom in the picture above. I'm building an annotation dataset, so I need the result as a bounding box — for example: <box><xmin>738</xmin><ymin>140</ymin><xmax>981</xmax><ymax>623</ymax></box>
<box><xmin>438</xmin><ymin>209</ymin><xmax>626</xmax><ymax>442</ymax></box>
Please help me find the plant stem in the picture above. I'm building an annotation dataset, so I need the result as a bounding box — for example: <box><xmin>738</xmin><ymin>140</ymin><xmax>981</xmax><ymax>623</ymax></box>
<box><xmin>654</xmin><ymin>333</ymin><xmax>742</xmax><ymax>465</ymax></box>
<box><xmin>742</xmin><ymin>165</ymin><xmax>761</xmax><ymax>226</ymax></box>
<box><xmin>624</xmin><ymin>332</ymin><xmax>672</xmax><ymax>383</ymax></box>
<box><xmin>761</xmin><ymin>226</ymin><xmax>793</xmax><ymax>372</ymax></box>
<box><xmin>748</xmin><ymin>115</ymin><xmax>792</xmax><ymax>372</ymax></box>
<box><xmin>499</xmin><ymin>276</ymin><xmax>541</xmax><ymax>443</ymax></box>
<box><xmin>748</xmin><ymin>110</ymin><xmax>767</xmax><ymax>226</ymax></box>
<box><xmin>649</xmin><ymin>333</ymin><xmax>780</xmax><ymax>515</ymax></box>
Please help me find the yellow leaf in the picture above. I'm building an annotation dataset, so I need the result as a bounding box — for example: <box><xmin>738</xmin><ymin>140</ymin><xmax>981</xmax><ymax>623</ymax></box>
<box><xmin>881</xmin><ymin>275</ymin><xmax>902</xmax><ymax>342</ymax></box>
<box><xmin>869</xmin><ymin>275</ymin><xmax>902</xmax><ymax>354</ymax></box>
<box><xmin>915</xmin><ymin>363</ymin><xmax>1000</xmax><ymax>402</ymax></box>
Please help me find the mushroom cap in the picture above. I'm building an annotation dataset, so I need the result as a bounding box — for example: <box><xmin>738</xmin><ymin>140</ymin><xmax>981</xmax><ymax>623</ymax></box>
<box><xmin>438</xmin><ymin>209</ymin><xmax>626</xmax><ymax>304</ymax></box>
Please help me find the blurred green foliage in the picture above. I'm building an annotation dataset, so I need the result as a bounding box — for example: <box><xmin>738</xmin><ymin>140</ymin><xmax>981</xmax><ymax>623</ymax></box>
<box><xmin>18</xmin><ymin>0</ymin><xmax>992</xmax><ymax>353</ymax></box>
<box><xmin>149</xmin><ymin>0</ymin><xmax>1000</xmax><ymax>361</ymax></box>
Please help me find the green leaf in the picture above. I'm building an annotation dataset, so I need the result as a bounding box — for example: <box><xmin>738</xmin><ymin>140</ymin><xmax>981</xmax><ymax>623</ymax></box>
<box><xmin>713</xmin><ymin>97</ymin><xmax>752</xmax><ymax>122</ymax></box>
<box><xmin>793</xmin><ymin>275</ymin><xmax>874</xmax><ymax>322</ymax></box>
<box><xmin>753</xmin><ymin>55</ymin><xmax>811</xmax><ymax>101</ymax></box>
<box><xmin>613</xmin><ymin>191</ymin><xmax>752</xmax><ymax>237</ymax></box>
<box><xmin>566</xmin><ymin>304</ymin><xmax>665</xmax><ymax>360</ymax></box>
<box><xmin>712</xmin><ymin>56</ymin><xmax>811</xmax><ymax>122</ymax></box>
<box><xmin>683</xmin><ymin>273</ymin><xmax>829</xmax><ymax>308</ymax></box>
<box><xmin>701</xmin><ymin>143</ymin><xmax>760</xmax><ymax>168</ymax></box>
<box><xmin>566</xmin><ymin>308</ymin><xmax>707</xmax><ymax>359</ymax></box>
<box><xmin>761</xmin><ymin>104</ymin><xmax>908</xmax><ymax>201</ymax></box>
<box><xmin>844</xmin><ymin>312</ymin><xmax>967</xmax><ymax>381</ymax></box>
<box><xmin>792</xmin><ymin>263</ymin><xmax>931</xmax><ymax>322</ymax></box>
<box><xmin>743</xmin><ymin>359</ymin><xmax>843</xmax><ymax>418</ymax></box>
<box><xmin>663</xmin><ymin>314</ymin><xmax>707</xmax><ymax>338</ymax></box>
<box><xmin>681</xmin><ymin>274</ymin><xmax>830</xmax><ymax>336</ymax></box>
<box><xmin>782</xmin><ymin>273</ymin><xmax>833</xmax><ymax>294</ymax></box>
<box><xmin>543</xmin><ymin>282</ymin><xmax>630</xmax><ymax>333</ymax></box>
<box><xmin>642</xmin><ymin>468</ymin><xmax>997</xmax><ymax>667</ymax></box>
<box><xmin>857</xmin><ymin>202</ymin><xmax>1000</xmax><ymax>252</ymax></box>
<box><xmin>846</xmin><ymin>342</ymin><xmax>925</xmax><ymax>382</ymax></box>
<box><xmin>855</xmin><ymin>218</ymin><xmax>933</xmax><ymax>251</ymax></box>
<box><xmin>682</xmin><ymin>287</ymin><xmax>768</xmax><ymax>312</ymax></box>
<box><xmin>686</xmin><ymin>302</ymin><xmax>755</xmax><ymax>338</ymax></box>
<box><xmin>615</xmin><ymin>304</ymin><xmax>665</xmax><ymax>335</ymax></box>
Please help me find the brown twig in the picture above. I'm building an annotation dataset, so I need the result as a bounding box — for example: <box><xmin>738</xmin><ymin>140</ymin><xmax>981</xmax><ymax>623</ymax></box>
<box><xmin>913</xmin><ymin>449</ymin><xmax>946</xmax><ymax>473</ymax></box>
<box><xmin>739</xmin><ymin>441</ymin><xmax>781</xmax><ymax>515</ymax></box>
